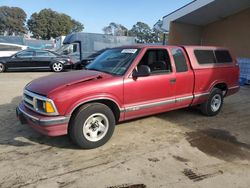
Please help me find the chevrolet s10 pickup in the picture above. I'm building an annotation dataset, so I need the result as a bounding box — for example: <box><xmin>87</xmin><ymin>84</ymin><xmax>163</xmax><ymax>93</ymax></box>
<box><xmin>17</xmin><ymin>45</ymin><xmax>240</xmax><ymax>149</ymax></box>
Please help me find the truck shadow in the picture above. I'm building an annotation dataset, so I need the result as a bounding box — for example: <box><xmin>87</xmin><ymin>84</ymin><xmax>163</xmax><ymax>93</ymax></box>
<box><xmin>154</xmin><ymin>100</ymin><xmax>250</xmax><ymax>161</ymax></box>
<box><xmin>0</xmin><ymin>96</ymin><xmax>77</xmax><ymax>149</ymax></box>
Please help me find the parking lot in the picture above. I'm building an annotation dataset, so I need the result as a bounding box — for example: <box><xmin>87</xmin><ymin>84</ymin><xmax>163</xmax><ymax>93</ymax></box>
<box><xmin>0</xmin><ymin>72</ymin><xmax>250</xmax><ymax>188</ymax></box>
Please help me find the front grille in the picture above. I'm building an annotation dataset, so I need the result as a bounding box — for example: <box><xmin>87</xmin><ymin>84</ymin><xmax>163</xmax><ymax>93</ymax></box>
<box><xmin>23</xmin><ymin>92</ymin><xmax>35</xmax><ymax>110</ymax></box>
<box><xmin>24</xmin><ymin>93</ymin><xmax>33</xmax><ymax>101</ymax></box>
<box><xmin>24</xmin><ymin>100</ymin><xmax>33</xmax><ymax>109</ymax></box>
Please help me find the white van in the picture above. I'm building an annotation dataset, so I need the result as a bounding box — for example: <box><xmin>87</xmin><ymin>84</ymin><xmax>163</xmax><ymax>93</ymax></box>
<box><xmin>0</xmin><ymin>43</ymin><xmax>28</xmax><ymax>57</ymax></box>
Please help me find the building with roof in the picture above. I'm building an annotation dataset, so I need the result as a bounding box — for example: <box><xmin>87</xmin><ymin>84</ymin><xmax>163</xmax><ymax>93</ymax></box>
<box><xmin>155</xmin><ymin>0</ymin><xmax>250</xmax><ymax>58</ymax></box>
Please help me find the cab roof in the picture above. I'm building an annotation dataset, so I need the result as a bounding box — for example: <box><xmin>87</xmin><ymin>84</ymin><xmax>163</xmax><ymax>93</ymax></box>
<box><xmin>116</xmin><ymin>44</ymin><xmax>229</xmax><ymax>50</ymax></box>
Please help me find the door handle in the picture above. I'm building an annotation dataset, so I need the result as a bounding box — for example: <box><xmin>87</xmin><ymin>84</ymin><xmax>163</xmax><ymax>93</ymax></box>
<box><xmin>170</xmin><ymin>78</ymin><xmax>176</xmax><ymax>84</ymax></box>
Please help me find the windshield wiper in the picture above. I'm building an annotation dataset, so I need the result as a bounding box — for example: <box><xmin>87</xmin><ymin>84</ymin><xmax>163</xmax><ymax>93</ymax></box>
<box><xmin>85</xmin><ymin>67</ymin><xmax>100</xmax><ymax>72</ymax></box>
<box><xmin>86</xmin><ymin>67</ymin><xmax>117</xmax><ymax>76</ymax></box>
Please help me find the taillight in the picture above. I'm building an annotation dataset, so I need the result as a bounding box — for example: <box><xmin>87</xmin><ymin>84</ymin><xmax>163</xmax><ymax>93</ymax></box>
<box><xmin>235</xmin><ymin>59</ymin><xmax>239</xmax><ymax>67</ymax></box>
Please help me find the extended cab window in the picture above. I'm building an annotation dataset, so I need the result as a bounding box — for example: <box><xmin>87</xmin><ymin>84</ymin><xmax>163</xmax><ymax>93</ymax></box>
<box><xmin>171</xmin><ymin>48</ymin><xmax>188</xmax><ymax>72</ymax></box>
<box><xmin>215</xmin><ymin>50</ymin><xmax>232</xmax><ymax>63</ymax></box>
<box><xmin>138</xmin><ymin>49</ymin><xmax>171</xmax><ymax>74</ymax></box>
<box><xmin>194</xmin><ymin>50</ymin><xmax>216</xmax><ymax>64</ymax></box>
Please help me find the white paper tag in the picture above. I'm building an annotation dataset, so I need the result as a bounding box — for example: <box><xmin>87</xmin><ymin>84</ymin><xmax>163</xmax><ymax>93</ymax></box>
<box><xmin>121</xmin><ymin>49</ymin><xmax>137</xmax><ymax>54</ymax></box>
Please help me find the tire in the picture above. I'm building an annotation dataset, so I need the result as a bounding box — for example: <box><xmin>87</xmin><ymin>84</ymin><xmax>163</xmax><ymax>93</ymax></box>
<box><xmin>51</xmin><ymin>62</ymin><xmax>64</xmax><ymax>72</ymax></box>
<box><xmin>69</xmin><ymin>103</ymin><xmax>115</xmax><ymax>149</ymax></box>
<box><xmin>201</xmin><ymin>88</ymin><xmax>224</xmax><ymax>116</ymax></box>
<box><xmin>0</xmin><ymin>63</ymin><xmax>5</xmax><ymax>73</ymax></box>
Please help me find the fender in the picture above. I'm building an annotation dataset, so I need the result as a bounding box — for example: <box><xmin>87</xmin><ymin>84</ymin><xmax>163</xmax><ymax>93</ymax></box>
<box><xmin>0</xmin><ymin>61</ymin><xmax>7</xmax><ymax>65</ymax></box>
<box><xmin>49</xmin><ymin>60</ymin><xmax>58</xmax><ymax>67</ymax></box>
<box><xmin>64</xmin><ymin>93</ymin><xmax>124</xmax><ymax>116</ymax></box>
<box><xmin>192</xmin><ymin>79</ymin><xmax>228</xmax><ymax>106</ymax></box>
<box><xmin>193</xmin><ymin>79</ymin><xmax>227</xmax><ymax>97</ymax></box>
<box><xmin>208</xmin><ymin>79</ymin><xmax>228</xmax><ymax>93</ymax></box>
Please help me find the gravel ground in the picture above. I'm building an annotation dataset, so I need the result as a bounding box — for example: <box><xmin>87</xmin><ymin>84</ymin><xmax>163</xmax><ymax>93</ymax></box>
<box><xmin>0</xmin><ymin>72</ymin><xmax>250</xmax><ymax>188</ymax></box>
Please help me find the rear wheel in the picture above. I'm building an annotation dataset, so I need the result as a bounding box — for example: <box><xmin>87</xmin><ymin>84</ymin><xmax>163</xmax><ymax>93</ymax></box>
<box><xmin>201</xmin><ymin>88</ymin><xmax>223</xmax><ymax>116</ymax></box>
<box><xmin>0</xmin><ymin>63</ymin><xmax>5</xmax><ymax>73</ymax></box>
<box><xmin>69</xmin><ymin>103</ymin><xmax>115</xmax><ymax>149</ymax></box>
<box><xmin>51</xmin><ymin>62</ymin><xmax>64</xmax><ymax>72</ymax></box>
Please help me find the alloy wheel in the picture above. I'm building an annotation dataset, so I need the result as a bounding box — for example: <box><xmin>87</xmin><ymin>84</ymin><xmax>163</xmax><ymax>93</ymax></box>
<box><xmin>83</xmin><ymin>113</ymin><xmax>109</xmax><ymax>142</ymax></box>
<box><xmin>211</xmin><ymin>94</ymin><xmax>222</xmax><ymax>112</ymax></box>
<box><xmin>52</xmin><ymin>62</ymin><xmax>63</xmax><ymax>72</ymax></box>
<box><xmin>0</xmin><ymin>63</ymin><xmax>4</xmax><ymax>72</ymax></box>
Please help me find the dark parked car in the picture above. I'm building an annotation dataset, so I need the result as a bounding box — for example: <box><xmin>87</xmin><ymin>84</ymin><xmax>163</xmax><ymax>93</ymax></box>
<box><xmin>80</xmin><ymin>48</ymin><xmax>109</xmax><ymax>68</ymax></box>
<box><xmin>0</xmin><ymin>49</ymin><xmax>72</xmax><ymax>73</ymax></box>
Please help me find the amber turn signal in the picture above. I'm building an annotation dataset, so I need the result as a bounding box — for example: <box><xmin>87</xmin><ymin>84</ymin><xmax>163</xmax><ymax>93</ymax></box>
<box><xmin>45</xmin><ymin>101</ymin><xmax>55</xmax><ymax>113</ymax></box>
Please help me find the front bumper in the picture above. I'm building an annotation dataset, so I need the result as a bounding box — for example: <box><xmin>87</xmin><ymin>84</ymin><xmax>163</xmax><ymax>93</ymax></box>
<box><xmin>63</xmin><ymin>63</ymin><xmax>73</xmax><ymax>69</ymax></box>
<box><xmin>16</xmin><ymin>102</ymin><xmax>70</xmax><ymax>136</ymax></box>
<box><xmin>72</xmin><ymin>62</ymin><xmax>83</xmax><ymax>69</ymax></box>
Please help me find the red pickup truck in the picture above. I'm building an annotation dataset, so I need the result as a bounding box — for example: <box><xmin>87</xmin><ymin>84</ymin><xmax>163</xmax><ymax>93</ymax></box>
<box><xmin>17</xmin><ymin>45</ymin><xmax>240</xmax><ymax>149</ymax></box>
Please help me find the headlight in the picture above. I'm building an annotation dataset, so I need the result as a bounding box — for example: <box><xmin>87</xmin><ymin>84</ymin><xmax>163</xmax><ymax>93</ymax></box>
<box><xmin>23</xmin><ymin>90</ymin><xmax>58</xmax><ymax>116</ymax></box>
<box><xmin>36</xmin><ymin>99</ymin><xmax>56</xmax><ymax>114</ymax></box>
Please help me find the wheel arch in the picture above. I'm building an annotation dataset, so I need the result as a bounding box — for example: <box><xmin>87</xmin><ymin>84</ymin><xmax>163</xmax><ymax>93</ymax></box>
<box><xmin>212</xmin><ymin>82</ymin><xmax>228</xmax><ymax>96</ymax></box>
<box><xmin>68</xmin><ymin>98</ymin><xmax>123</xmax><ymax>124</ymax></box>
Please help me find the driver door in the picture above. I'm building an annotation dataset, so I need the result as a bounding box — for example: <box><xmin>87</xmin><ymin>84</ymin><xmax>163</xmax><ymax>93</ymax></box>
<box><xmin>123</xmin><ymin>48</ymin><xmax>177</xmax><ymax>120</ymax></box>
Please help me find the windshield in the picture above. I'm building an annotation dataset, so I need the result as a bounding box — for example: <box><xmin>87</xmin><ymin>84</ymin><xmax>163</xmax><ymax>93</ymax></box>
<box><xmin>86</xmin><ymin>48</ymin><xmax>140</xmax><ymax>76</ymax></box>
<box><xmin>56</xmin><ymin>43</ymin><xmax>79</xmax><ymax>55</ymax></box>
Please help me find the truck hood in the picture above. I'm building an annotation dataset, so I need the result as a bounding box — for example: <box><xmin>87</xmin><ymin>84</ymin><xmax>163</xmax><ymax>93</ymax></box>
<box><xmin>25</xmin><ymin>70</ymin><xmax>106</xmax><ymax>96</ymax></box>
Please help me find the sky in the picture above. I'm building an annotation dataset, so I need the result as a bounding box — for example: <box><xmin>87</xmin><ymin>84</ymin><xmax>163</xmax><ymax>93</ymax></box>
<box><xmin>0</xmin><ymin>0</ymin><xmax>192</xmax><ymax>33</ymax></box>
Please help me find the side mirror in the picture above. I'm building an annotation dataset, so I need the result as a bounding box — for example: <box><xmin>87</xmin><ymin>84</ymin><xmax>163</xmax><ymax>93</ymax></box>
<box><xmin>132</xmin><ymin>65</ymin><xmax>151</xmax><ymax>78</ymax></box>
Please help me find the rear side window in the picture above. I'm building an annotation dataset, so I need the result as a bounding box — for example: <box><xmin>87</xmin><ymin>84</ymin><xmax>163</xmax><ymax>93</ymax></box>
<box><xmin>194</xmin><ymin>49</ymin><xmax>232</xmax><ymax>64</ymax></box>
<box><xmin>36</xmin><ymin>51</ymin><xmax>56</xmax><ymax>57</ymax></box>
<box><xmin>215</xmin><ymin>50</ymin><xmax>232</xmax><ymax>63</ymax></box>
<box><xmin>36</xmin><ymin>51</ymin><xmax>49</xmax><ymax>57</ymax></box>
<box><xmin>171</xmin><ymin>48</ymin><xmax>188</xmax><ymax>72</ymax></box>
<box><xmin>194</xmin><ymin>50</ymin><xmax>216</xmax><ymax>64</ymax></box>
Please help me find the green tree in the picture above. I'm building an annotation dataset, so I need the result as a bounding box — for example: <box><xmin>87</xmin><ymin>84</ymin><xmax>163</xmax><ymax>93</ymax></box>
<box><xmin>150</xmin><ymin>28</ymin><xmax>165</xmax><ymax>44</ymax></box>
<box><xmin>129</xmin><ymin>22</ymin><xmax>152</xmax><ymax>43</ymax></box>
<box><xmin>0</xmin><ymin>6</ymin><xmax>27</xmax><ymax>35</ymax></box>
<box><xmin>27</xmin><ymin>9</ymin><xmax>84</xmax><ymax>39</ymax></box>
<box><xmin>103</xmin><ymin>22</ymin><xmax>128</xmax><ymax>36</ymax></box>
<box><xmin>71</xmin><ymin>19</ymin><xmax>84</xmax><ymax>33</ymax></box>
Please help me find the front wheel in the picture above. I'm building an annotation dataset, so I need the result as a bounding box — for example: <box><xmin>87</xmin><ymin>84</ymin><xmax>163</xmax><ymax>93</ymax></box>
<box><xmin>51</xmin><ymin>62</ymin><xmax>64</xmax><ymax>72</ymax></box>
<box><xmin>0</xmin><ymin>63</ymin><xmax>5</xmax><ymax>73</ymax></box>
<box><xmin>201</xmin><ymin>88</ymin><xmax>224</xmax><ymax>116</ymax></box>
<box><xmin>69</xmin><ymin>103</ymin><xmax>115</xmax><ymax>149</ymax></box>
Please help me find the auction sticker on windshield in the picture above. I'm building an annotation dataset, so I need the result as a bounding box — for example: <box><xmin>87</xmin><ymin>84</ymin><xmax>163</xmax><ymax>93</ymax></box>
<box><xmin>121</xmin><ymin>49</ymin><xmax>137</xmax><ymax>54</ymax></box>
